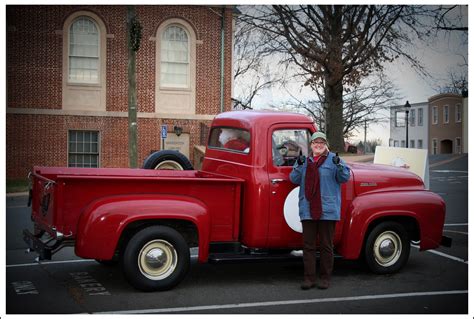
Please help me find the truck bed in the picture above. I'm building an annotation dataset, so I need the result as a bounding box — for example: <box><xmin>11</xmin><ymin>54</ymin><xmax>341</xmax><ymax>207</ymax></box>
<box><xmin>30</xmin><ymin>166</ymin><xmax>244</xmax><ymax>242</ymax></box>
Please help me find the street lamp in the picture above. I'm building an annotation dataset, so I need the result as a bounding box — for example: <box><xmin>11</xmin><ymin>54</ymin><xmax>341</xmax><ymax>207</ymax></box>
<box><xmin>404</xmin><ymin>100</ymin><xmax>411</xmax><ymax>148</ymax></box>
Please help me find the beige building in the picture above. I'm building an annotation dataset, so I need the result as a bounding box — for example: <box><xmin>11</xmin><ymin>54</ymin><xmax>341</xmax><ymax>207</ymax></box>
<box><xmin>428</xmin><ymin>93</ymin><xmax>464</xmax><ymax>154</ymax></box>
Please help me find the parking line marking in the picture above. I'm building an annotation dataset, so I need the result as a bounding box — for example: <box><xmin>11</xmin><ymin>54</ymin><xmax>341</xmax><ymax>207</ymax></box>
<box><xmin>444</xmin><ymin>223</ymin><xmax>468</xmax><ymax>227</ymax></box>
<box><xmin>412</xmin><ymin>245</ymin><xmax>467</xmax><ymax>264</ymax></box>
<box><xmin>94</xmin><ymin>290</ymin><xmax>468</xmax><ymax>314</ymax></box>
<box><xmin>431</xmin><ymin>170</ymin><xmax>468</xmax><ymax>173</ymax></box>
<box><xmin>443</xmin><ymin>230</ymin><xmax>468</xmax><ymax>235</ymax></box>
<box><xmin>6</xmin><ymin>259</ymin><xmax>95</xmax><ymax>268</ymax></box>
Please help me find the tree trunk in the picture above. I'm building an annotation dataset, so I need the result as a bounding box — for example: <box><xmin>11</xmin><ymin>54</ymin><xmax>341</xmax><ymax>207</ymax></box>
<box><xmin>127</xmin><ymin>6</ymin><xmax>138</xmax><ymax>168</ymax></box>
<box><xmin>324</xmin><ymin>7</ymin><xmax>345</xmax><ymax>153</ymax></box>
<box><xmin>325</xmin><ymin>80</ymin><xmax>345</xmax><ymax>153</ymax></box>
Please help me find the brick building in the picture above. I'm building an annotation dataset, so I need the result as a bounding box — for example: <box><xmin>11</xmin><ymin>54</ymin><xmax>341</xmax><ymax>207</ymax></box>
<box><xmin>428</xmin><ymin>93</ymin><xmax>464</xmax><ymax>154</ymax></box>
<box><xmin>6</xmin><ymin>5</ymin><xmax>235</xmax><ymax>179</ymax></box>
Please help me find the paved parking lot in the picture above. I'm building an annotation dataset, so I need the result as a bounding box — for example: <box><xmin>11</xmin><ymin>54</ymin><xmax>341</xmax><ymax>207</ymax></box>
<box><xmin>5</xmin><ymin>154</ymin><xmax>468</xmax><ymax>314</ymax></box>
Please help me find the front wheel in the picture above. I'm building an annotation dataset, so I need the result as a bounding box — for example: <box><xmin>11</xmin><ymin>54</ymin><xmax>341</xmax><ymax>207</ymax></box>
<box><xmin>364</xmin><ymin>221</ymin><xmax>410</xmax><ymax>274</ymax></box>
<box><xmin>122</xmin><ymin>226</ymin><xmax>190</xmax><ymax>291</ymax></box>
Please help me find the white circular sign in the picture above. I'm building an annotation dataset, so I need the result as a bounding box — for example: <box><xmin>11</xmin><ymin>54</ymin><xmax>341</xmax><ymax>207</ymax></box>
<box><xmin>284</xmin><ymin>187</ymin><xmax>302</xmax><ymax>233</ymax></box>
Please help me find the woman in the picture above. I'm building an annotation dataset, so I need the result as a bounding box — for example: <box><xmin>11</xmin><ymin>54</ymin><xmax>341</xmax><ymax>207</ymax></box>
<box><xmin>289</xmin><ymin>132</ymin><xmax>350</xmax><ymax>290</ymax></box>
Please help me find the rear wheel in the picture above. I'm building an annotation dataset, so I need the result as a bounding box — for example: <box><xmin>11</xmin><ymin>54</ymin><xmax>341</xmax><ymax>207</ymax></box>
<box><xmin>364</xmin><ymin>221</ymin><xmax>410</xmax><ymax>274</ymax></box>
<box><xmin>122</xmin><ymin>226</ymin><xmax>190</xmax><ymax>291</ymax></box>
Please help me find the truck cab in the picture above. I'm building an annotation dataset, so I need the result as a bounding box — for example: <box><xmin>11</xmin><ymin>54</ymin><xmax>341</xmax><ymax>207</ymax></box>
<box><xmin>203</xmin><ymin>111</ymin><xmax>351</xmax><ymax>251</ymax></box>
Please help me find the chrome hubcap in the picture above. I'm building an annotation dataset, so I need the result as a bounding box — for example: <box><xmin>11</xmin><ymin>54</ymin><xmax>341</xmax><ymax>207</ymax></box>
<box><xmin>138</xmin><ymin>240</ymin><xmax>178</xmax><ymax>280</ymax></box>
<box><xmin>373</xmin><ymin>231</ymin><xmax>402</xmax><ymax>267</ymax></box>
<box><xmin>145</xmin><ymin>248</ymin><xmax>168</xmax><ymax>268</ymax></box>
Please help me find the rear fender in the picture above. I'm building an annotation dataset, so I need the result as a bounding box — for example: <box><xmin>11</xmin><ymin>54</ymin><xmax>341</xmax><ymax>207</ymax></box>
<box><xmin>338</xmin><ymin>191</ymin><xmax>444</xmax><ymax>259</ymax></box>
<box><xmin>75</xmin><ymin>194</ymin><xmax>210</xmax><ymax>262</ymax></box>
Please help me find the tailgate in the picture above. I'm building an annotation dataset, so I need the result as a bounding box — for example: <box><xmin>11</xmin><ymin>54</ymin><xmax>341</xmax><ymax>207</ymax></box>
<box><xmin>29</xmin><ymin>168</ymin><xmax>58</xmax><ymax>236</ymax></box>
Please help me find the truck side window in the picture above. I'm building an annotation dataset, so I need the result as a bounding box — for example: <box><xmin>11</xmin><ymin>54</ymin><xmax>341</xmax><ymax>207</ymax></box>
<box><xmin>208</xmin><ymin>127</ymin><xmax>251</xmax><ymax>154</ymax></box>
<box><xmin>272</xmin><ymin>129</ymin><xmax>311</xmax><ymax>166</ymax></box>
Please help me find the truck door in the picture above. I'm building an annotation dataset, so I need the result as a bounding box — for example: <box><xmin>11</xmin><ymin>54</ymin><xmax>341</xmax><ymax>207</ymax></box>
<box><xmin>266</xmin><ymin>125</ymin><xmax>313</xmax><ymax>248</ymax></box>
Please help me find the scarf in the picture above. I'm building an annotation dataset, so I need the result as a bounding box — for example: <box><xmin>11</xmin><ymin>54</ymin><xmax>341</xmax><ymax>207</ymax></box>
<box><xmin>304</xmin><ymin>150</ymin><xmax>328</xmax><ymax>220</ymax></box>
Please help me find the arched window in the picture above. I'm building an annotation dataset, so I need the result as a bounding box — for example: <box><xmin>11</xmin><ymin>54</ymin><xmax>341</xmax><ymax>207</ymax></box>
<box><xmin>62</xmin><ymin>11</ymin><xmax>106</xmax><ymax>111</ymax></box>
<box><xmin>155</xmin><ymin>18</ymin><xmax>196</xmax><ymax>114</ymax></box>
<box><xmin>69</xmin><ymin>17</ymin><xmax>99</xmax><ymax>84</ymax></box>
<box><xmin>160</xmin><ymin>25</ymin><xmax>189</xmax><ymax>88</ymax></box>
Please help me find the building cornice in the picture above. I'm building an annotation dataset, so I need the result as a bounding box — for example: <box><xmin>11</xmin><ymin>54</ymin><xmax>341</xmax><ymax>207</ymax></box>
<box><xmin>428</xmin><ymin>93</ymin><xmax>462</xmax><ymax>103</ymax></box>
<box><xmin>6</xmin><ymin>108</ymin><xmax>216</xmax><ymax>121</ymax></box>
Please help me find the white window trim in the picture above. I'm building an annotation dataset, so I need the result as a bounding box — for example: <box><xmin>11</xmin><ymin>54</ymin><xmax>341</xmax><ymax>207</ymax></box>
<box><xmin>432</xmin><ymin>138</ymin><xmax>438</xmax><ymax>155</ymax></box>
<box><xmin>410</xmin><ymin>109</ymin><xmax>416</xmax><ymax>126</ymax></box>
<box><xmin>155</xmin><ymin>18</ymin><xmax>197</xmax><ymax>115</ymax></box>
<box><xmin>432</xmin><ymin>106</ymin><xmax>438</xmax><ymax>125</ymax></box>
<box><xmin>455</xmin><ymin>137</ymin><xmax>462</xmax><ymax>154</ymax></box>
<box><xmin>160</xmin><ymin>24</ymin><xmax>191</xmax><ymax>89</ymax></box>
<box><xmin>395</xmin><ymin>111</ymin><xmax>406</xmax><ymax>127</ymax></box>
<box><xmin>455</xmin><ymin>103</ymin><xmax>462</xmax><ymax>123</ymax></box>
<box><xmin>63</xmin><ymin>11</ymin><xmax>106</xmax><ymax>87</ymax></box>
<box><xmin>68</xmin><ymin>17</ymin><xmax>100</xmax><ymax>85</ymax></box>
<box><xmin>67</xmin><ymin>129</ymin><xmax>101</xmax><ymax>167</ymax></box>
<box><xmin>443</xmin><ymin>104</ymin><xmax>449</xmax><ymax>124</ymax></box>
<box><xmin>62</xmin><ymin>11</ymin><xmax>107</xmax><ymax>111</ymax></box>
<box><xmin>418</xmin><ymin>108</ymin><xmax>423</xmax><ymax>126</ymax></box>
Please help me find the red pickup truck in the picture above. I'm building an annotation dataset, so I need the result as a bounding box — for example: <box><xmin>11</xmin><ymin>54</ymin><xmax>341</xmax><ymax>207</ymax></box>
<box><xmin>25</xmin><ymin>110</ymin><xmax>451</xmax><ymax>291</ymax></box>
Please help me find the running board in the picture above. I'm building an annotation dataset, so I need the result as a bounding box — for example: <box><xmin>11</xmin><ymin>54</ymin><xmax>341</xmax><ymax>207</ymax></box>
<box><xmin>208</xmin><ymin>252</ymin><xmax>302</xmax><ymax>264</ymax></box>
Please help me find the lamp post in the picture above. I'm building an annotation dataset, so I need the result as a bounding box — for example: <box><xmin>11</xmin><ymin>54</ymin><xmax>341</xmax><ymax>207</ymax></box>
<box><xmin>404</xmin><ymin>100</ymin><xmax>411</xmax><ymax>148</ymax></box>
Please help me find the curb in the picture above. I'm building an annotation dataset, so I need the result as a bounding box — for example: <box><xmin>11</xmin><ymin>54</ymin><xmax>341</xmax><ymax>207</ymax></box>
<box><xmin>6</xmin><ymin>192</ymin><xmax>29</xmax><ymax>198</ymax></box>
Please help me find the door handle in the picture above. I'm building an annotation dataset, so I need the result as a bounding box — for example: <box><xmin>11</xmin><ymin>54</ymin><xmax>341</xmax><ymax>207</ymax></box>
<box><xmin>271</xmin><ymin>178</ymin><xmax>286</xmax><ymax>184</ymax></box>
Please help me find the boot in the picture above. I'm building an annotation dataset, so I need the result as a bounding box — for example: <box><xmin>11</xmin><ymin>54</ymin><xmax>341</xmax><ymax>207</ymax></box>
<box><xmin>301</xmin><ymin>281</ymin><xmax>316</xmax><ymax>290</ymax></box>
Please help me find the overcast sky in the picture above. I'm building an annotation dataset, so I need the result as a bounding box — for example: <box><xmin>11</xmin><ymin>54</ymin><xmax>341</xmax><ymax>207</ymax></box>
<box><xmin>249</xmin><ymin>5</ymin><xmax>469</xmax><ymax>146</ymax></box>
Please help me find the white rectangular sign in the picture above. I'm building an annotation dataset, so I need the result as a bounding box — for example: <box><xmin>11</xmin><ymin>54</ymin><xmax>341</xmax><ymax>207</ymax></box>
<box><xmin>374</xmin><ymin>146</ymin><xmax>430</xmax><ymax>189</ymax></box>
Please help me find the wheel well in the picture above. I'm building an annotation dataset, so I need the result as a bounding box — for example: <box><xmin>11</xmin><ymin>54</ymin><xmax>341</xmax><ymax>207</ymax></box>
<box><xmin>115</xmin><ymin>219</ymin><xmax>199</xmax><ymax>259</ymax></box>
<box><xmin>364</xmin><ymin>216</ymin><xmax>420</xmax><ymax>244</ymax></box>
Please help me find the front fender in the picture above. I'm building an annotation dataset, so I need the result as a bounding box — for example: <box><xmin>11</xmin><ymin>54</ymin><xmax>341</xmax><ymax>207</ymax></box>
<box><xmin>338</xmin><ymin>190</ymin><xmax>445</xmax><ymax>259</ymax></box>
<box><xmin>75</xmin><ymin>194</ymin><xmax>210</xmax><ymax>262</ymax></box>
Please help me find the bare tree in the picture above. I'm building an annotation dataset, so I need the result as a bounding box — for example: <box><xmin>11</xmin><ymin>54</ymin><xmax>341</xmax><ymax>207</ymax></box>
<box><xmin>233</xmin><ymin>9</ymin><xmax>287</xmax><ymax>110</ymax></box>
<box><xmin>274</xmin><ymin>71</ymin><xmax>399</xmax><ymax>139</ymax></box>
<box><xmin>240</xmin><ymin>5</ymin><xmax>463</xmax><ymax>152</ymax></box>
<box><xmin>432</xmin><ymin>5</ymin><xmax>468</xmax><ymax>32</ymax></box>
<box><xmin>434</xmin><ymin>53</ymin><xmax>468</xmax><ymax>95</ymax></box>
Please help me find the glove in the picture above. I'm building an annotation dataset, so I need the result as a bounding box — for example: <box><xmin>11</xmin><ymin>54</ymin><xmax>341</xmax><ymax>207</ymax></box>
<box><xmin>297</xmin><ymin>155</ymin><xmax>306</xmax><ymax>165</ymax></box>
<box><xmin>296</xmin><ymin>150</ymin><xmax>306</xmax><ymax>165</ymax></box>
<box><xmin>332</xmin><ymin>152</ymin><xmax>341</xmax><ymax>165</ymax></box>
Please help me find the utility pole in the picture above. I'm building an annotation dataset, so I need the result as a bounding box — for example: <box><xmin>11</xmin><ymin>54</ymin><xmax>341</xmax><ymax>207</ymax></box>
<box><xmin>363</xmin><ymin>118</ymin><xmax>367</xmax><ymax>154</ymax></box>
<box><xmin>127</xmin><ymin>6</ymin><xmax>142</xmax><ymax>168</ymax></box>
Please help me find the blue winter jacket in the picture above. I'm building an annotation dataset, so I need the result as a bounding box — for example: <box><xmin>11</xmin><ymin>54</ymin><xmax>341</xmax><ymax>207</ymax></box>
<box><xmin>289</xmin><ymin>152</ymin><xmax>351</xmax><ymax>221</ymax></box>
